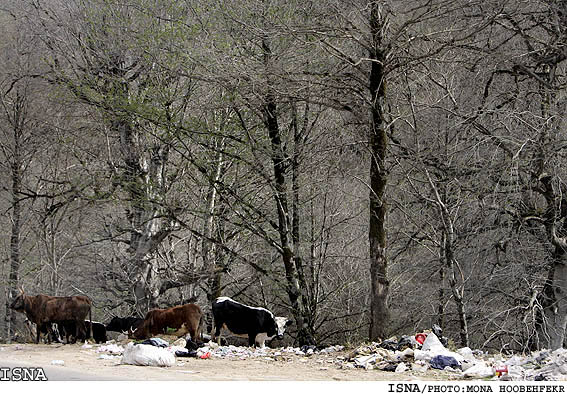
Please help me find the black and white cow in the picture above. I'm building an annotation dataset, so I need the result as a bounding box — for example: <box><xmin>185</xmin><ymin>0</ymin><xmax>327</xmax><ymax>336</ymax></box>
<box><xmin>211</xmin><ymin>297</ymin><xmax>292</xmax><ymax>348</ymax></box>
<box><xmin>38</xmin><ymin>322</ymin><xmax>63</xmax><ymax>344</ymax></box>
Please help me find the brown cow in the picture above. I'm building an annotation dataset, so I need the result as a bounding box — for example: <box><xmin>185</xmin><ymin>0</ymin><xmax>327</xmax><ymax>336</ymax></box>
<box><xmin>10</xmin><ymin>289</ymin><xmax>92</xmax><ymax>344</ymax></box>
<box><xmin>132</xmin><ymin>303</ymin><xmax>203</xmax><ymax>341</ymax></box>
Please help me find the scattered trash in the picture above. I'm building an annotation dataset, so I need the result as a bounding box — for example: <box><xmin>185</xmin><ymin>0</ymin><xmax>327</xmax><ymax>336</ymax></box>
<box><xmin>97</xmin><ymin>344</ymin><xmax>124</xmax><ymax>354</ymax></box>
<box><xmin>320</xmin><ymin>345</ymin><xmax>344</xmax><ymax>353</ymax></box>
<box><xmin>421</xmin><ymin>332</ymin><xmax>445</xmax><ymax>353</ymax></box>
<box><xmin>395</xmin><ymin>362</ymin><xmax>408</xmax><ymax>373</ymax></box>
<box><xmin>198</xmin><ymin>350</ymin><xmax>211</xmax><ymax>359</ymax></box>
<box><xmin>185</xmin><ymin>339</ymin><xmax>205</xmax><ymax>351</ymax></box>
<box><xmin>495</xmin><ymin>364</ymin><xmax>508</xmax><ymax>377</ymax></box>
<box><xmin>27</xmin><ymin>322</ymin><xmax>567</xmax><ymax>381</ymax></box>
<box><xmin>354</xmin><ymin>354</ymin><xmax>378</xmax><ymax>369</ymax></box>
<box><xmin>430</xmin><ymin>355</ymin><xmax>461</xmax><ymax>370</ymax></box>
<box><xmin>462</xmin><ymin>361</ymin><xmax>494</xmax><ymax>379</ymax></box>
<box><xmin>140</xmin><ymin>338</ymin><xmax>169</xmax><ymax>348</ymax></box>
<box><xmin>172</xmin><ymin>338</ymin><xmax>186</xmax><ymax>348</ymax></box>
<box><xmin>432</xmin><ymin>324</ymin><xmax>449</xmax><ymax>347</ymax></box>
<box><xmin>98</xmin><ymin>354</ymin><xmax>118</xmax><ymax>360</ymax></box>
<box><xmin>174</xmin><ymin>348</ymin><xmax>198</xmax><ymax>358</ymax></box>
<box><xmin>117</xmin><ymin>333</ymin><xmax>128</xmax><ymax>341</ymax></box>
<box><xmin>412</xmin><ymin>362</ymin><xmax>429</xmax><ymax>373</ymax></box>
<box><xmin>415</xmin><ymin>333</ymin><xmax>427</xmax><ymax>345</ymax></box>
<box><xmin>121</xmin><ymin>342</ymin><xmax>175</xmax><ymax>367</ymax></box>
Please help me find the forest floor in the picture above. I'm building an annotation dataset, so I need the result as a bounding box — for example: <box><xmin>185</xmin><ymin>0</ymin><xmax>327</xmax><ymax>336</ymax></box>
<box><xmin>0</xmin><ymin>342</ymin><xmax>456</xmax><ymax>381</ymax></box>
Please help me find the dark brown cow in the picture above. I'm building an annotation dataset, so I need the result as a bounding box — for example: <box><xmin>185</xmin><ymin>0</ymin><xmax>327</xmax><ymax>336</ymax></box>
<box><xmin>10</xmin><ymin>290</ymin><xmax>92</xmax><ymax>344</ymax></box>
<box><xmin>132</xmin><ymin>303</ymin><xmax>202</xmax><ymax>341</ymax></box>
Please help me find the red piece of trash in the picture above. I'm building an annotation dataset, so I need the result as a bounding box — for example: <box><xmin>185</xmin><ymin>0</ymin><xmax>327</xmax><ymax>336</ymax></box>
<box><xmin>199</xmin><ymin>352</ymin><xmax>211</xmax><ymax>359</ymax></box>
<box><xmin>415</xmin><ymin>333</ymin><xmax>427</xmax><ymax>345</ymax></box>
<box><xmin>495</xmin><ymin>365</ymin><xmax>508</xmax><ymax>377</ymax></box>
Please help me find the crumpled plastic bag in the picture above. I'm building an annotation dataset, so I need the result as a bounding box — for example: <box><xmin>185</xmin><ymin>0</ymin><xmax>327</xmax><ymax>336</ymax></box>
<box><xmin>354</xmin><ymin>354</ymin><xmax>378</xmax><ymax>369</ymax></box>
<box><xmin>415</xmin><ymin>333</ymin><xmax>464</xmax><ymax>363</ymax></box>
<box><xmin>121</xmin><ymin>342</ymin><xmax>175</xmax><ymax>367</ymax></box>
<box><xmin>421</xmin><ymin>332</ymin><xmax>445</xmax><ymax>352</ymax></box>
<box><xmin>395</xmin><ymin>362</ymin><xmax>408</xmax><ymax>373</ymax></box>
<box><xmin>97</xmin><ymin>343</ymin><xmax>124</xmax><ymax>354</ymax></box>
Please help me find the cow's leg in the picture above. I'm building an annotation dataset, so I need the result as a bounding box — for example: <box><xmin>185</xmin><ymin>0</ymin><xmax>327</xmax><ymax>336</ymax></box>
<box><xmin>248</xmin><ymin>333</ymin><xmax>257</xmax><ymax>347</ymax></box>
<box><xmin>77</xmin><ymin>321</ymin><xmax>88</xmax><ymax>342</ymax></box>
<box><xmin>36</xmin><ymin>324</ymin><xmax>41</xmax><ymax>344</ymax></box>
<box><xmin>255</xmin><ymin>333</ymin><xmax>268</xmax><ymax>348</ymax></box>
<box><xmin>64</xmin><ymin>324</ymin><xmax>72</xmax><ymax>344</ymax></box>
<box><xmin>75</xmin><ymin>321</ymin><xmax>80</xmax><ymax>343</ymax></box>
<box><xmin>185</xmin><ymin>322</ymin><xmax>200</xmax><ymax>343</ymax></box>
<box><xmin>213</xmin><ymin>321</ymin><xmax>223</xmax><ymax>345</ymax></box>
<box><xmin>45</xmin><ymin>325</ymin><xmax>53</xmax><ymax>344</ymax></box>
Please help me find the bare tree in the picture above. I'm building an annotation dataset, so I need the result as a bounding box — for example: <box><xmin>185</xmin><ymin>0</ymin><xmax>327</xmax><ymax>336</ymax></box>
<box><xmin>0</xmin><ymin>12</ymin><xmax>47</xmax><ymax>341</ymax></box>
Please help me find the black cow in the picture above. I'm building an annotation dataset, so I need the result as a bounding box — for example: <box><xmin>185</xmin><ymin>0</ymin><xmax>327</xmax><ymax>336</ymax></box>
<box><xmin>58</xmin><ymin>320</ymin><xmax>107</xmax><ymax>343</ymax></box>
<box><xmin>105</xmin><ymin>316</ymin><xmax>144</xmax><ymax>333</ymax></box>
<box><xmin>87</xmin><ymin>321</ymin><xmax>107</xmax><ymax>343</ymax></box>
<box><xmin>211</xmin><ymin>297</ymin><xmax>292</xmax><ymax>347</ymax></box>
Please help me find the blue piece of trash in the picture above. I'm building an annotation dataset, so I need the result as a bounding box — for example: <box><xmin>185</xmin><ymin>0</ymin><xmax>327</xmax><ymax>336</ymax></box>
<box><xmin>430</xmin><ymin>355</ymin><xmax>461</xmax><ymax>370</ymax></box>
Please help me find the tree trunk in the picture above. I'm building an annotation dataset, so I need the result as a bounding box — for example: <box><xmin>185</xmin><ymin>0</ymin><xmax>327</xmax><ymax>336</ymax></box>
<box><xmin>116</xmin><ymin>118</ymin><xmax>172</xmax><ymax>311</ymax></box>
<box><xmin>204</xmin><ymin>140</ymin><xmax>224</xmax><ymax>307</ymax></box>
<box><xmin>291</xmin><ymin>102</ymin><xmax>316</xmax><ymax>343</ymax></box>
<box><xmin>5</xmin><ymin>155</ymin><xmax>22</xmax><ymax>343</ymax></box>
<box><xmin>443</xmin><ymin>232</ymin><xmax>469</xmax><ymax>347</ymax></box>
<box><xmin>368</xmin><ymin>3</ymin><xmax>390</xmax><ymax>341</ymax></box>
<box><xmin>428</xmin><ymin>172</ymin><xmax>469</xmax><ymax>347</ymax></box>
<box><xmin>262</xmin><ymin>37</ymin><xmax>314</xmax><ymax>346</ymax></box>
<box><xmin>539</xmin><ymin>242</ymin><xmax>567</xmax><ymax>349</ymax></box>
<box><xmin>4</xmin><ymin>95</ymin><xmax>23</xmax><ymax>343</ymax></box>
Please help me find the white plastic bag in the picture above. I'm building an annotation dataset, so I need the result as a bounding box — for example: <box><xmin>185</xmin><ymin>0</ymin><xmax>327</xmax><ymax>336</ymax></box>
<box><xmin>121</xmin><ymin>342</ymin><xmax>175</xmax><ymax>367</ymax></box>
<box><xmin>462</xmin><ymin>362</ymin><xmax>494</xmax><ymax>379</ymax></box>
<box><xmin>417</xmin><ymin>333</ymin><xmax>465</xmax><ymax>363</ymax></box>
<box><xmin>421</xmin><ymin>333</ymin><xmax>445</xmax><ymax>352</ymax></box>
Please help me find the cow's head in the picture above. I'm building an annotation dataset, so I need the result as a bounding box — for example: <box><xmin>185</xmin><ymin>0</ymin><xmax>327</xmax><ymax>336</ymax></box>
<box><xmin>274</xmin><ymin>317</ymin><xmax>292</xmax><ymax>340</ymax></box>
<box><xmin>130</xmin><ymin>321</ymin><xmax>149</xmax><ymax>339</ymax></box>
<box><xmin>10</xmin><ymin>289</ymin><xmax>26</xmax><ymax>311</ymax></box>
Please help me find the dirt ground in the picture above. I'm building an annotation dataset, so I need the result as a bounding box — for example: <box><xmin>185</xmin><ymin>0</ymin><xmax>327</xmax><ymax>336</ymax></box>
<box><xmin>0</xmin><ymin>342</ymin><xmax>454</xmax><ymax>381</ymax></box>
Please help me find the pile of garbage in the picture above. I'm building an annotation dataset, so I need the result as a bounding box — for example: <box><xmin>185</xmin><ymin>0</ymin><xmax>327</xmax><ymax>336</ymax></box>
<box><xmin>92</xmin><ymin>330</ymin><xmax>567</xmax><ymax>380</ymax></box>
<box><xmin>345</xmin><ymin>330</ymin><xmax>567</xmax><ymax>381</ymax></box>
<box><xmin>196</xmin><ymin>342</ymin><xmax>344</xmax><ymax>360</ymax></box>
<box><xmin>94</xmin><ymin>336</ymin><xmax>344</xmax><ymax>367</ymax></box>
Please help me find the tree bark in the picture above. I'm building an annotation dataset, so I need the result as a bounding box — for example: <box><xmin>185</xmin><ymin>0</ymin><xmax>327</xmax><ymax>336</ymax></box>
<box><xmin>539</xmin><ymin>174</ymin><xmax>567</xmax><ymax>349</ymax></box>
<box><xmin>5</xmin><ymin>138</ymin><xmax>22</xmax><ymax>343</ymax></box>
<box><xmin>204</xmin><ymin>140</ymin><xmax>224</xmax><ymax>304</ymax></box>
<box><xmin>427</xmin><ymin>171</ymin><xmax>469</xmax><ymax>347</ymax></box>
<box><xmin>368</xmin><ymin>3</ymin><xmax>390</xmax><ymax>341</ymax></box>
<box><xmin>116</xmin><ymin>118</ymin><xmax>173</xmax><ymax>311</ymax></box>
<box><xmin>540</xmin><ymin>251</ymin><xmax>567</xmax><ymax>349</ymax></box>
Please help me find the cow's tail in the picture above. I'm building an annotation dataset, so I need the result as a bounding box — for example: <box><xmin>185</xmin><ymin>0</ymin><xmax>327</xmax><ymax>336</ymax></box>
<box><xmin>197</xmin><ymin>312</ymin><xmax>204</xmax><ymax>342</ymax></box>
<box><xmin>88</xmin><ymin>303</ymin><xmax>92</xmax><ymax>341</ymax></box>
